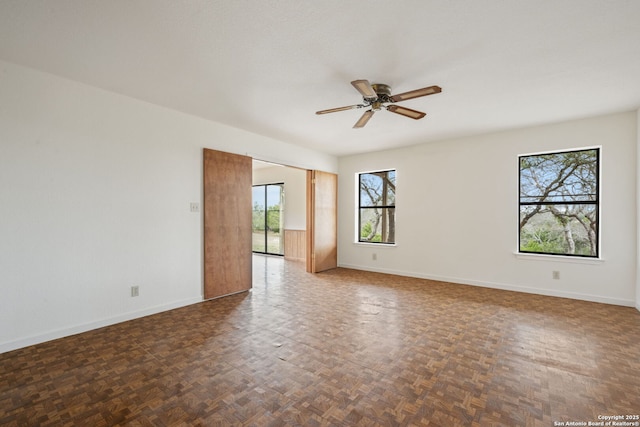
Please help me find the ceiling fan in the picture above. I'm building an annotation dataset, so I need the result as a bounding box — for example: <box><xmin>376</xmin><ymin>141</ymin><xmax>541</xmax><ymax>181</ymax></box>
<box><xmin>316</xmin><ymin>79</ymin><xmax>442</xmax><ymax>128</ymax></box>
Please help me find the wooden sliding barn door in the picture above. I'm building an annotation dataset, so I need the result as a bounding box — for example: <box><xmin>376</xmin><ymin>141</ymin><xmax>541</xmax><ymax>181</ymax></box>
<box><xmin>306</xmin><ymin>170</ymin><xmax>338</xmax><ymax>273</ymax></box>
<box><xmin>203</xmin><ymin>149</ymin><xmax>252</xmax><ymax>299</ymax></box>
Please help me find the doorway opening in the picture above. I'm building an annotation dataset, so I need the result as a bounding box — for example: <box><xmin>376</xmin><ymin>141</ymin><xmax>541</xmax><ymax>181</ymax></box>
<box><xmin>252</xmin><ymin>183</ymin><xmax>284</xmax><ymax>255</ymax></box>
<box><xmin>203</xmin><ymin>151</ymin><xmax>337</xmax><ymax>301</ymax></box>
<box><xmin>250</xmin><ymin>158</ymin><xmax>336</xmax><ymax>271</ymax></box>
<box><xmin>252</xmin><ymin>160</ymin><xmax>307</xmax><ymax>262</ymax></box>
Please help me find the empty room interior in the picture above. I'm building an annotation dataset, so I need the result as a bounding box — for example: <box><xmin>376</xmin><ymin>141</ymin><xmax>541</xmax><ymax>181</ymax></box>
<box><xmin>1</xmin><ymin>1</ymin><xmax>640</xmax><ymax>426</ymax></box>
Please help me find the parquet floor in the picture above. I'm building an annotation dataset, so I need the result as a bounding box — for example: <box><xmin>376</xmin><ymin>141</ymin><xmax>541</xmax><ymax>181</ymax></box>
<box><xmin>1</xmin><ymin>256</ymin><xmax>639</xmax><ymax>426</ymax></box>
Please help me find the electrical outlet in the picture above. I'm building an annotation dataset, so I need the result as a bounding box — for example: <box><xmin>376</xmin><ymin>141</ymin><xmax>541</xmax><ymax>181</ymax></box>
<box><xmin>131</xmin><ymin>285</ymin><xmax>139</xmax><ymax>297</ymax></box>
<box><xmin>372</xmin><ymin>253</ymin><xmax>377</xmax><ymax>261</ymax></box>
<box><xmin>552</xmin><ymin>271</ymin><xmax>560</xmax><ymax>280</ymax></box>
<box><xmin>190</xmin><ymin>202</ymin><xmax>200</xmax><ymax>213</ymax></box>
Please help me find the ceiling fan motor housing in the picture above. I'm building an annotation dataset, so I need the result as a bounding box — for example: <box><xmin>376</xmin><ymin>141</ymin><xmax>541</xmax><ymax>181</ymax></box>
<box><xmin>370</xmin><ymin>83</ymin><xmax>392</xmax><ymax>101</ymax></box>
<box><xmin>370</xmin><ymin>83</ymin><xmax>391</xmax><ymax>97</ymax></box>
<box><xmin>368</xmin><ymin>83</ymin><xmax>392</xmax><ymax>110</ymax></box>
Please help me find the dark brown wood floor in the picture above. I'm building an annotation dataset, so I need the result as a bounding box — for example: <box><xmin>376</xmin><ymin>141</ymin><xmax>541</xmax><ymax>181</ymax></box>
<box><xmin>2</xmin><ymin>256</ymin><xmax>639</xmax><ymax>426</ymax></box>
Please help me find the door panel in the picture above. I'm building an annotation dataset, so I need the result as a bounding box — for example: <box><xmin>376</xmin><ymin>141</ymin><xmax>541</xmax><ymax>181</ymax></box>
<box><xmin>306</xmin><ymin>170</ymin><xmax>338</xmax><ymax>273</ymax></box>
<box><xmin>203</xmin><ymin>149</ymin><xmax>252</xmax><ymax>299</ymax></box>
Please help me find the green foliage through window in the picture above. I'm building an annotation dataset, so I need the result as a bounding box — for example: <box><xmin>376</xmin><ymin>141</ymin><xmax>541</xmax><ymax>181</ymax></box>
<box><xmin>359</xmin><ymin>170</ymin><xmax>396</xmax><ymax>244</ymax></box>
<box><xmin>519</xmin><ymin>148</ymin><xmax>599</xmax><ymax>257</ymax></box>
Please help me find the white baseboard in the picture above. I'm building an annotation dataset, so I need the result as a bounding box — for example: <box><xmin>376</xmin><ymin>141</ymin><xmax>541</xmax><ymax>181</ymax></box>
<box><xmin>338</xmin><ymin>263</ymin><xmax>636</xmax><ymax>308</ymax></box>
<box><xmin>0</xmin><ymin>297</ymin><xmax>202</xmax><ymax>354</ymax></box>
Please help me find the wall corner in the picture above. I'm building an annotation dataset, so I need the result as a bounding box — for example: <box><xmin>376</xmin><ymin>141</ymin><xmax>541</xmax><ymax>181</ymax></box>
<box><xmin>636</xmin><ymin>108</ymin><xmax>640</xmax><ymax>312</ymax></box>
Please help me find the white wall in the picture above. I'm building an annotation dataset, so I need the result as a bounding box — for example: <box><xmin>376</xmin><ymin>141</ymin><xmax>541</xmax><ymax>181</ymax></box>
<box><xmin>252</xmin><ymin>166</ymin><xmax>307</xmax><ymax>230</ymax></box>
<box><xmin>0</xmin><ymin>60</ymin><xmax>337</xmax><ymax>353</ymax></box>
<box><xmin>339</xmin><ymin>112</ymin><xmax>637</xmax><ymax>307</ymax></box>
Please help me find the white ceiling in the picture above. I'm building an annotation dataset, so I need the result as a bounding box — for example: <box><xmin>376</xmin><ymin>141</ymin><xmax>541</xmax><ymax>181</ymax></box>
<box><xmin>1</xmin><ymin>1</ymin><xmax>639</xmax><ymax>157</ymax></box>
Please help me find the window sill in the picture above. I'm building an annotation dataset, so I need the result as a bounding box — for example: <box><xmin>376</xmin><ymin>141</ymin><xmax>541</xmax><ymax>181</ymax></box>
<box><xmin>513</xmin><ymin>252</ymin><xmax>604</xmax><ymax>265</ymax></box>
<box><xmin>354</xmin><ymin>242</ymin><xmax>397</xmax><ymax>248</ymax></box>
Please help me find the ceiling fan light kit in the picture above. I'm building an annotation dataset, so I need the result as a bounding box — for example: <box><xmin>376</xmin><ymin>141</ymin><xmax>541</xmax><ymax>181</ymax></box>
<box><xmin>316</xmin><ymin>79</ymin><xmax>441</xmax><ymax>128</ymax></box>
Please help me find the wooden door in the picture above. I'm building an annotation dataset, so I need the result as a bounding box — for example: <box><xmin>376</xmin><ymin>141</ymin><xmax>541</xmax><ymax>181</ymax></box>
<box><xmin>203</xmin><ymin>149</ymin><xmax>252</xmax><ymax>299</ymax></box>
<box><xmin>306</xmin><ymin>170</ymin><xmax>338</xmax><ymax>273</ymax></box>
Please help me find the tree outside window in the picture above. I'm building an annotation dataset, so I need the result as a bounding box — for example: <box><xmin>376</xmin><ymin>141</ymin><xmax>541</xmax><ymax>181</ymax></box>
<box><xmin>519</xmin><ymin>148</ymin><xmax>599</xmax><ymax>257</ymax></box>
<box><xmin>359</xmin><ymin>170</ymin><xmax>395</xmax><ymax>244</ymax></box>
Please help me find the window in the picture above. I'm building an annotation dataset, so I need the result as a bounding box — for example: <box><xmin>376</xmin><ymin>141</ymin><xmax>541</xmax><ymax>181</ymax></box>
<box><xmin>252</xmin><ymin>183</ymin><xmax>284</xmax><ymax>255</ymax></box>
<box><xmin>358</xmin><ymin>170</ymin><xmax>396</xmax><ymax>244</ymax></box>
<box><xmin>519</xmin><ymin>148</ymin><xmax>599</xmax><ymax>257</ymax></box>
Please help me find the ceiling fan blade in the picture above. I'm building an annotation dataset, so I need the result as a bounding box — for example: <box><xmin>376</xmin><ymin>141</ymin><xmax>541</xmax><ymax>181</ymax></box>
<box><xmin>351</xmin><ymin>79</ymin><xmax>377</xmax><ymax>99</ymax></box>
<box><xmin>353</xmin><ymin>110</ymin><xmax>374</xmax><ymax>128</ymax></box>
<box><xmin>316</xmin><ymin>104</ymin><xmax>361</xmax><ymax>115</ymax></box>
<box><xmin>389</xmin><ymin>85</ymin><xmax>442</xmax><ymax>103</ymax></box>
<box><xmin>386</xmin><ymin>105</ymin><xmax>426</xmax><ymax>120</ymax></box>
